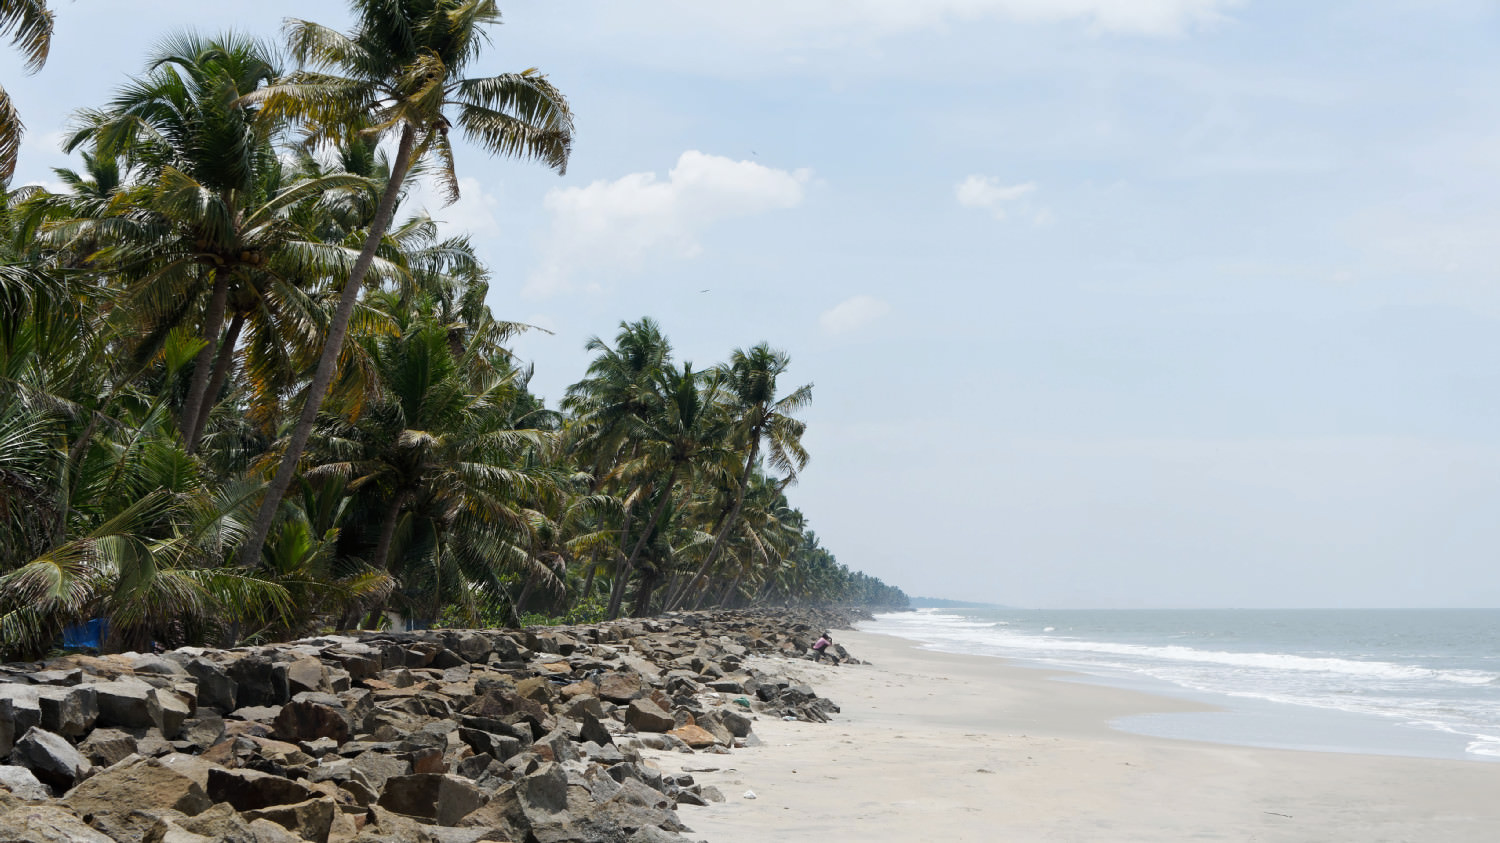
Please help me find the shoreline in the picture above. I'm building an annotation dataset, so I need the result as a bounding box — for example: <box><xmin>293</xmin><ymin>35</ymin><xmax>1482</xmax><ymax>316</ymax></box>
<box><xmin>674</xmin><ymin>627</ymin><xmax>1500</xmax><ymax>841</ymax></box>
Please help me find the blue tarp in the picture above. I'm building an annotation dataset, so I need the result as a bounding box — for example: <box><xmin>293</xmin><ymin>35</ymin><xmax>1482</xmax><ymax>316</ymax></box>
<box><xmin>62</xmin><ymin>618</ymin><xmax>108</xmax><ymax>649</ymax></box>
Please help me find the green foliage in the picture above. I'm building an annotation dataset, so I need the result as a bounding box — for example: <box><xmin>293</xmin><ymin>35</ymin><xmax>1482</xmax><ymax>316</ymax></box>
<box><xmin>0</xmin><ymin>6</ymin><xmax>906</xmax><ymax>657</ymax></box>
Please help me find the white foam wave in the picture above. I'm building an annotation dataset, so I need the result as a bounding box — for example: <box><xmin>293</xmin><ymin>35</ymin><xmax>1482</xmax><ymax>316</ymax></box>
<box><xmin>881</xmin><ymin>617</ymin><xmax>1499</xmax><ymax>687</ymax></box>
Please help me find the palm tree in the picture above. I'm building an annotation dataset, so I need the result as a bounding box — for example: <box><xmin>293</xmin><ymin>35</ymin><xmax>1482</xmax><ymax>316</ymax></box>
<box><xmin>54</xmin><ymin>33</ymin><xmax>375</xmax><ymax>453</ymax></box>
<box><xmin>309</xmin><ymin>296</ymin><xmax>559</xmax><ymax>627</ymax></box>
<box><xmin>603</xmin><ymin>362</ymin><xmax>732</xmax><ymax>619</ymax></box>
<box><xmin>238</xmin><ymin>0</ymin><xmax>574</xmax><ymax>571</ymax></box>
<box><xmin>668</xmin><ymin>343</ymin><xmax>810</xmax><ymax>609</ymax></box>
<box><xmin>0</xmin><ymin>0</ymin><xmax>53</xmax><ymax>184</ymax></box>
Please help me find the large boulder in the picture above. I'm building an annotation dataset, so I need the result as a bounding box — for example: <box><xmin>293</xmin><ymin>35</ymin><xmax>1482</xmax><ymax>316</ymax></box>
<box><xmin>62</xmin><ymin>756</ymin><xmax>213</xmax><ymax>819</ymax></box>
<box><xmin>10</xmin><ymin>728</ymin><xmax>91</xmax><ymax>791</ymax></box>
<box><xmin>666</xmin><ymin>724</ymin><xmax>717</xmax><ymax>749</ymax></box>
<box><xmin>270</xmin><ymin>698</ymin><xmax>350</xmax><ymax>744</ymax></box>
<box><xmin>0</xmin><ymin>766</ymin><xmax>49</xmax><ymax>801</ymax></box>
<box><xmin>242</xmin><ymin>796</ymin><xmax>336</xmax><ymax>843</ymax></box>
<box><xmin>33</xmin><ymin>686</ymin><xmax>97</xmax><ymax>738</ymax></box>
<box><xmin>92</xmin><ymin>680</ymin><xmax>163</xmax><ymax>731</ymax></box>
<box><xmin>624</xmin><ymin>700</ymin><xmax>674</xmax><ymax>733</ymax></box>
<box><xmin>76</xmin><ymin>728</ymin><xmax>137</xmax><ymax>767</ymax></box>
<box><xmin>284</xmin><ymin>658</ymin><xmax>329</xmax><ymax>696</ymax></box>
<box><xmin>595</xmin><ymin>672</ymin><xmax>645</xmax><ymax>703</ymax></box>
<box><xmin>0</xmin><ymin>804</ymin><xmax>114</xmax><ymax>842</ymax></box>
<box><xmin>377</xmin><ymin>773</ymin><xmax>489</xmax><ymax>826</ymax></box>
<box><xmin>226</xmin><ymin>655</ymin><xmax>287</xmax><ymax>708</ymax></box>
<box><xmin>155</xmin><ymin>688</ymin><xmax>192</xmax><ymax>739</ymax></box>
<box><xmin>206</xmin><ymin>768</ymin><xmax>316</xmax><ymax>811</ymax></box>
<box><xmin>179</xmin><ymin>658</ymin><xmax>237</xmax><ymax>712</ymax></box>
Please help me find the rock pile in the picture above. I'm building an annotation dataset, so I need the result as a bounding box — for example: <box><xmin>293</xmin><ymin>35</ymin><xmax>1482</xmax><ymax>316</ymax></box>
<box><xmin>0</xmin><ymin>608</ymin><xmax>864</xmax><ymax>842</ymax></box>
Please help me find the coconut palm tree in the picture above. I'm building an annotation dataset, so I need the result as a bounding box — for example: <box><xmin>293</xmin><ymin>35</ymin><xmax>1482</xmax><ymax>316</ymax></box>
<box><xmin>239</xmin><ymin>0</ymin><xmax>574</xmax><ymax>570</ymax></box>
<box><xmin>53</xmin><ymin>33</ymin><xmax>378</xmax><ymax>453</ymax></box>
<box><xmin>668</xmin><ymin>343</ymin><xmax>810</xmax><ymax>609</ymax></box>
<box><xmin>604</xmin><ymin>362</ymin><xmax>733</xmax><ymax>619</ymax></box>
<box><xmin>309</xmin><ymin>295</ymin><xmax>561</xmax><ymax>627</ymax></box>
<box><xmin>0</xmin><ymin>0</ymin><xmax>53</xmax><ymax>184</ymax></box>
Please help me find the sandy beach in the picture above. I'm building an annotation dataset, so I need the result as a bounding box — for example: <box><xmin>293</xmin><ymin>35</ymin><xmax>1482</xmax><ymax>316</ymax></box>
<box><xmin>666</xmin><ymin>628</ymin><xmax>1500</xmax><ymax>842</ymax></box>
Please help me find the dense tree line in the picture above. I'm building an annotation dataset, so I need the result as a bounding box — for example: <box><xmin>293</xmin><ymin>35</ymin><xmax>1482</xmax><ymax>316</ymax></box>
<box><xmin>0</xmin><ymin>0</ymin><xmax>906</xmax><ymax>659</ymax></box>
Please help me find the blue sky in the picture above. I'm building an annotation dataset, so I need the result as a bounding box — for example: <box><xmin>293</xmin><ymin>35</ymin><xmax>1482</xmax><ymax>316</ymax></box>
<box><xmin>9</xmin><ymin>0</ymin><xmax>1500</xmax><ymax>607</ymax></box>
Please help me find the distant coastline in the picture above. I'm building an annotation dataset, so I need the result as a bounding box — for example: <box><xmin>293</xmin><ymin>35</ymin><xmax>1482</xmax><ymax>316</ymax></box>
<box><xmin>907</xmin><ymin>597</ymin><xmax>1012</xmax><ymax>610</ymax></box>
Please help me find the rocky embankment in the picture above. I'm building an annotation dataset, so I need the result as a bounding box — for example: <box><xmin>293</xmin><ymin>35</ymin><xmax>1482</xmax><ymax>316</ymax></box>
<box><xmin>0</xmin><ymin>609</ymin><xmax>864</xmax><ymax>842</ymax></box>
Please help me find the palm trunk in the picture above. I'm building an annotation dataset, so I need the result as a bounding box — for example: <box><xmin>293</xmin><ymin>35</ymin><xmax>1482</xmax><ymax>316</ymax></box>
<box><xmin>630</xmin><ymin>565</ymin><xmax>658</xmax><ymax>617</ymax></box>
<box><xmin>720</xmin><ymin>571</ymin><xmax>745</xmax><ymax>608</ymax></box>
<box><xmin>180</xmin><ymin>271</ymin><xmax>229</xmax><ymax>453</ymax></box>
<box><xmin>515</xmin><ymin>568</ymin><xmax>537</xmax><ymax>615</ymax></box>
<box><xmin>370</xmin><ymin>490</ymin><xmax>406</xmax><ymax>577</ymax></box>
<box><xmin>607</xmin><ymin>465</ymin><xmax>678</xmax><ymax>620</ymax></box>
<box><xmin>669</xmin><ymin>436</ymin><xmax>759</xmax><ymax>610</ymax></box>
<box><xmin>186</xmin><ymin>310</ymin><xmax>245</xmax><ymax>452</ymax></box>
<box><xmin>238</xmin><ymin>124</ymin><xmax>417</xmax><ymax>569</ymax></box>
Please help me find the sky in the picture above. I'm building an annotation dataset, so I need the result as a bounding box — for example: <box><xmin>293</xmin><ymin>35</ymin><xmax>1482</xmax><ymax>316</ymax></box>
<box><xmin>8</xmin><ymin>0</ymin><xmax>1500</xmax><ymax>608</ymax></box>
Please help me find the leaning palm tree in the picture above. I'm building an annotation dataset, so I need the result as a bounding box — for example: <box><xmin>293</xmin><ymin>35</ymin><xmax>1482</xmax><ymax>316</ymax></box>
<box><xmin>668</xmin><ymin>343</ymin><xmax>811</xmax><ymax>609</ymax></box>
<box><xmin>238</xmin><ymin>0</ymin><xmax>574</xmax><ymax>569</ymax></box>
<box><xmin>0</xmin><ymin>0</ymin><xmax>53</xmax><ymax>184</ymax></box>
<box><xmin>604</xmin><ymin>362</ymin><xmax>732</xmax><ymax>619</ymax></box>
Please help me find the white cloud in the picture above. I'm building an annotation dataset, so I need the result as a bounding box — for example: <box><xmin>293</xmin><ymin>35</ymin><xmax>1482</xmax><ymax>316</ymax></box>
<box><xmin>526</xmin><ymin>151</ymin><xmax>810</xmax><ymax>297</ymax></box>
<box><xmin>820</xmin><ymin>295</ymin><xmax>891</xmax><ymax>335</ymax></box>
<box><xmin>956</xmin><ymin>175</ymin><xmax>1038</xmax><ymax>220</ymax></box>
<box><xmin>407</xmin><ymin>176</ymin><xmax>502</xmax><ymax>241</ymax></box>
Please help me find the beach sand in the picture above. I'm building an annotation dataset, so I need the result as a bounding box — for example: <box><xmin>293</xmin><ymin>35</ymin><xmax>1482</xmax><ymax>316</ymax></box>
<box><xmin>661</xmin><ymin>628</ymin><xmax>1500</xmax><ymax>842</ymax></box>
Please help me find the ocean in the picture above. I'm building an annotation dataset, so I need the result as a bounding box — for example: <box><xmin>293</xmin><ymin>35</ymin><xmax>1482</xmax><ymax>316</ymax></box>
<box><xmin>863</xmin><ymin>608</ymin><xmax>1500</xmax><ymax>762</ymax></box>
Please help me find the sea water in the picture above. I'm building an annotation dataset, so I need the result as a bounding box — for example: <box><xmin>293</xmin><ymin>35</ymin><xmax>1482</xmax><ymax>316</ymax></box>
<box><xmin>863</xmin><ymin>608</ymin><xmax>1500</xmax><ymax>762</ymax></box>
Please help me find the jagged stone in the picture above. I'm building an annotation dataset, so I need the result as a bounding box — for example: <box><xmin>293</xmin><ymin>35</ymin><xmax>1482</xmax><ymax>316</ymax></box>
<box><xmin>349</xmin><ymin>751</ymin><xmax>409</xmax><ymax>792</ymax></box>
<box><xmin>0</xmin><ymin>766</ymin><xmax>49</xmax><ymax>801</ymax></box>
<box><xmin>155</xmin><ymin>688</ymin><xmax>192</xmax><ymax>739</ymax></box>
<box><xmin>242</xmin><ymin>796</ymin><xmax>335</xmax><ymax>843</ymax></box>
<box><xmin>92</xmin><ymin>680</ymin><xmax>164</xmax><ymax>731</ymax></box>
<box><xmin>457</xmin><ymin>728</ymin><xmax>521</xmax><ymax>761</ymax></box>
<box><xmin>0</xmin><ymin>804</ymin><xmax>114</xmax><ymax>842</ymax></box>
<box><xmin>77</xmin><ymin>728</ymin><xmax>137</xmax><ymax>767</ymax></box>
<box><xmin>666</xmin><ymin>724</ymin><xmax>717</xmax><ymax>749</ymax></box>
<box><xmin>34</xmin><ymin>686</ymin><xmax>97</xmax><ymax>739</ymax></box>
<box><xmin>595</xmin><ymin>672</ymin><xmax>645</xmax><ymax>703</ymax></box>
<box><xmin>227</xmin><ymin>656</ymin><xmax>287</xmax><ymax>708</ymax></box>
<box><xmin>624</xmin><ymin>699</ymin><xmax>674</xmax><ymax>733</ymax></box>
<box><xmin>11</xmin><ymin>728</ymin><xmax>90</xmax><ymax>791</ymax></box>
<box><xmin>285</xmin><ymin>658</ymin><xmax>329</xmax><ymax>696</ymax></box>
<box><xmin>270</xmin><ymin>699</ymin><xmax>351</xmax><ymax>744</ymax></box>
<box><xmin>377</xmin><ymin>773</ymin><xmax>488</xmax><ymax>826</ymax></box>
<box><xmin>172</xmin><ymin>802</ymin><xmax>257</xmax><ymax>843</ymax></box>
<box><xmin>579</xmin><ymin>712</ymin><xmax>613</xmax><ymax>747</ymax></box>
<box><xmin>62</xmin><ymin>756</ymin><xmax>212</xmax><ymax>820</ymax></box>
<box><xmin>206</xmin><ymin>768</ymin><xmax>316</xmax><ymax>811</ymax></box>
<box><xmin>718</xmin><ymin>708</ymin><xmax>753</xmax><ymax>738</ymax></box>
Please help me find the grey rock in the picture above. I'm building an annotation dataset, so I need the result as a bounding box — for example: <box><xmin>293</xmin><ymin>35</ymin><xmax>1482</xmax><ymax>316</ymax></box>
<box><xmin>206</xmin><ymin>768</ymin><xmax>316</xmax><ymax>811</ymax></box>
<box><xmin>624</xmin><ymin>699</ymin><xmax>675</xmax><ymax>733</ymax></box>
<box><xmin>242</xmin><ymin>796</ymin><xmax>335</xmax><ymax>843</ymax></box>
<box><xmin>0</xmin><ymin>804</ymin><xmax>114</xmax><ymax>842</ymax></box>
<box><xmin>377</xmin><ymin>773</ymin><xmax>489</xmax><ymax>826</ymax></box>
<box><xmin>0</xmin><ymin>766</ymin><xmax>50</xmax><ymax>801</ymax></box>
<box><xmin>11</xmin><ymin>728</ymin><xmax>90</xmax><ymax>791</ymax></box>
<box><xmin>34</xmin><ymin>686</ymin><xmax>97</xmax><ymax>738</ymax></box>
<box><xmin>77</xmin><ymin>728</ymin><xmax>137</xmax><ymax>767</ymax></box>
<box><xmin>180</xmin><ymin>658</ymin><xmax>237</xmax><ymax>712</ymax></box>
<box><xmin>62</xmin><ymin>756</ymin><xmax>212</xmax><ymax>821</ymax></box>
<box><xmin>92</xmin><ymin>679</ymin><xmax>163</xmax><ymax>731</ymax></box>
<box><xmin>155</xmin><ymin>688</ymin><xmax>192</xmax><ymax>739</ymax></box>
